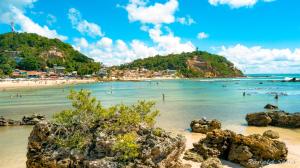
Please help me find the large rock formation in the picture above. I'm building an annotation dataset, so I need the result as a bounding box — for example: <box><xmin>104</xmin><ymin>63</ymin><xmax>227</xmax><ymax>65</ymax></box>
<box><xmin>190</xmin><ymin>118</ymin><xmax>221</xmax><ymax>134</ymax></box>
<box><xmin>191</xmin><ymin>129</ymin><xmax>288</xmax><ymax>168</ymax></box>
<box><xmin>0</xmin><ymin>114</ymin><xmax>45</xmax><ymax>126</ymax></box>
<box><xmin>246</xmin><ymin>111</ymin><xmax>300</xmax><ymax>128</ymax></box>
<box><xmin>26</xmin><ymin>121</ymin><xmax>186</xmax><ymax>168</ymax></box>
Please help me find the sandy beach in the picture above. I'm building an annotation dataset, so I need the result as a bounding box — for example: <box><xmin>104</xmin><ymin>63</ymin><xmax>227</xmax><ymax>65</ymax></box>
<box><xmin>0</xmin><ymin>79</ymin><xmax>97</xmax><ymax>90</ymax></box>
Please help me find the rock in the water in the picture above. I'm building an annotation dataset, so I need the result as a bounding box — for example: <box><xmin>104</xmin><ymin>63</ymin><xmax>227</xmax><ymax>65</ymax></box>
<box><xmin>0</xmin><ymin>116</ymin><xmax>21</xmax><ymax>126</ymax></box>
<box><xmin>192</xmin><ymin>129</ymin><xmax>287</xmax><ymax>168</ymax></box>
<box><xmin>282</xmin><ymin>77</ymin><xmax>300</xmax><ymax>82</ymax></box>
<box><xmin>26</xmin><ymin>121</ymin><xmax>186</xmax><ymax>168</ymax></box>
<box><xmin>21</xmin><ymin>114</ymin><xmax>45</xmax><ymax>125</ymax></box>
<box><xmin>190</xmin><ymin>118</ymin><xmax>221</xmax><ymax>134</ymax></box>
<box><xmin>246</xmin><ymin>111</ymin><xmax>300</xmax><ymax>128</ymax></box>
<box><xmin>246</xmin><ymin>112</ymin><xmax>272</xmax><ymax>126</ymax></box>
<box><xmin>0</xmin><ymin>114</ymin><xmax>45</xmax><ymax>127</ymax></box>
<box><xmin>263</xmin><ymin>130</ymin><xmax>279</xmax><ymax>139</ymax></box>
<box><xmin>201</xmin><ymin>158</ymin><xmax>223</xmax><ymax>168</ymax></box>
<box><xmin>264</xmin><ymin>104</ymin><xmax>278</xmax><ymax>110</ymax></box>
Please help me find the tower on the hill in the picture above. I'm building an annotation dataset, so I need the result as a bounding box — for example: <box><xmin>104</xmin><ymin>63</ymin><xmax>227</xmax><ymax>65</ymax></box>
<box><xmin>10</xmin><ymin>22</ymin><xmax>15</xmax><ymax>32</ymax></box>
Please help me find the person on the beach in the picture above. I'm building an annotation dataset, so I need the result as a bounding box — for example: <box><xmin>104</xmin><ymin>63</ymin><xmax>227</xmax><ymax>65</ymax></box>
<box><xmin>162</xmin><ymin>93</ymin><xmax>165</xmax><ymax>101</ymax></box>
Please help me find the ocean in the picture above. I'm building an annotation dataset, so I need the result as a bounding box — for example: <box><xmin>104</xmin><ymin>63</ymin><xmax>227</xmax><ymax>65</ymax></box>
<box><xmin>1</xmin><ymin>74</ymin><xmax>300</xmax><ymax>167</ymax></box>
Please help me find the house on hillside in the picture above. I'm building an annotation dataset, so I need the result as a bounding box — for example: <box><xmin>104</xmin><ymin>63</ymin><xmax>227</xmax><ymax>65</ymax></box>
<box><xmin>53</xmin><ymin>65</ymin><xmax>66</xmax><ymax>75</ymax></box>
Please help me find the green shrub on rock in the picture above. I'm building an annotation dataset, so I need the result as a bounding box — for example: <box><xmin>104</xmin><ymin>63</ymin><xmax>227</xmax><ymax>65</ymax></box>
<box><xmin>52</xmin><ymin>89</ymin><xmax>159</xmax><ymax>152</ymax></box>
<box><xmin>112</xmin><ymin>132</ymin><xmax>140</xmax><ymax>162</ymax></box>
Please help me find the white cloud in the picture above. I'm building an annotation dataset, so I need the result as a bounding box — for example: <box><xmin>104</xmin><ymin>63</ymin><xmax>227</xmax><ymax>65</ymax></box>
<box><xmin>177</xmin><ymin>15</ymin><xmax>196</xmax><ymax>26</ymax></box>
<box><xmin>197</xmin><ymin>32</ymin><xmax>209</xmax><ymax>39</ymax></box>
<box><xmin>0</xmin><ymin>0</ymin><xmax>67</xmax><ymax>41</ymax></box>
<box><xmin>125</xmin><ymin>0</ymin><xmax>179</xmax><ymax>25</ymax></box>
<box><xmin>101</xmin><ymin>0</ymin><xmax>194</xmax><ymax>65</ymax></box>
<box><xmin>208</xmin><ymin>0</ymin><xmax>258</xmax><ymax>8</ymax></box>
<box><xmin>68</xmin><ymin>8</ymin><xmax>104</xmax><ymax>38</ymax></box>
<box><xmin>217</xmin><ymin>44</ymin><xmax>300</xmax><ymax>73</ymax></box>
<box><xmin>12</xmin><ymin>7</ymin><xmax>68</xmax><ymax>40</ymax></box>
<box><xmin>73</xmin><ymin>37</ymin><xmax>159</xmax><ymax>65</ymax></box>
<box><xmin>72</xmin><ymin>26</ymin><xmax>195</xmax><ymax>66</ymax></box>
<box><xmin>148</xmin><ymin>26</ymin><xmax>195</xmax><ymax>55</ymax></box>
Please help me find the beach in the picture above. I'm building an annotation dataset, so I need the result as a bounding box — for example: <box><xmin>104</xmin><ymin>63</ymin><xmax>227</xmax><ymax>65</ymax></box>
<box><xmin>0</xmin><ymin>75</ymin><xmax>300</xmax><ymax>167</ymax></box>
<box><xmin>0</xmin><ymin>78</ymin><xmax>97</xmax><ymax>90</ymax></box>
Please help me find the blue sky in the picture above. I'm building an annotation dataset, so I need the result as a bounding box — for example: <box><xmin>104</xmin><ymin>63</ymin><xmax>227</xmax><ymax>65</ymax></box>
<box><xmin>1</xmin><ymin>0</ymin><xmax>300</xmax><ymax>73</ymax></box>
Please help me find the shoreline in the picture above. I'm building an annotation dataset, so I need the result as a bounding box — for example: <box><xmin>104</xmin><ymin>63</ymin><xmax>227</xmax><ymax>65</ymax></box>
<box><xmin>0</xmin><ymin>78</ymin><xmax>97</xmax><ymax>91</ymax></box>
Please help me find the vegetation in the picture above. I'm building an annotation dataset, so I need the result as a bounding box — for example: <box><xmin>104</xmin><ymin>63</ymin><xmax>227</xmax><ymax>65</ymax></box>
<box><xmin>0</xmin><ymin>32</ymin><xmax>101</xmax><ymax>75</ymax></box>
<box><xmin>53</xmin><ymin>89</ymin><xmax>159</xmax><ymax>161</ymax></box>
<box><xmin>0</xmin><ymin>53</ymin><xmax>16</xmax><ymax>76</ymax></box>
<box><xmin>117</xmin><ymin>51</ymin><xmax>243</xmax><ymax>78</ymax></box>
<box><xmin>112</xmin><ymin>132</ymin><xmax>140</xmax><ymax>161</ymax></box>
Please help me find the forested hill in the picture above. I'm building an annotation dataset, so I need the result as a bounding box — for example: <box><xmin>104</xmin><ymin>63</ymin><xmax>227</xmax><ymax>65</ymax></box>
<box><xmin>0</xmin><ymin>32</ymin><xmax>100</xmax><ymax>76</ymax></box>
<box><xmin>118</xmin><ymin>51</ymin><xmax>244</xmax><ymax>78</ymax></box>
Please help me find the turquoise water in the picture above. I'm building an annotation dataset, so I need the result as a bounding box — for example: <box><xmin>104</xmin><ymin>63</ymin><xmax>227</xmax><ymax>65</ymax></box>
<box><xmin>1</xmin><ymin>75</ymin><xmax>300</xmax><ymax>129</ymax></box>
<box><xmin>0</xmin><ymin>75</ymin><xmax>300</xmax><ymax>167</ymax></box>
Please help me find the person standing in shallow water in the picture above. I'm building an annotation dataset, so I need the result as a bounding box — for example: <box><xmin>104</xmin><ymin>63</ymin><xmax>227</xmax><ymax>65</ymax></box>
<box><xmin>162</xmin><ymin>93</ymin><xmax>165</xmax><ymax>101</ymax></box>
<box><xmin>275</xmin><ymin>94</ymin><xmax>279</xmax><ymax>100</ymax></box>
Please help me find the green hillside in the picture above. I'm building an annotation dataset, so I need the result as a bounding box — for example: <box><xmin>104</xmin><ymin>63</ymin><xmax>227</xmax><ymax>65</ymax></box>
<box><xmin>118</xmin><ymin>51</ymin><xmax>243</xmax><ymax>78</ymax></box>
<box><xmin>0</xmin><ymin>32</ymin><xmax>100</xmax><ymax>76</ymax></box>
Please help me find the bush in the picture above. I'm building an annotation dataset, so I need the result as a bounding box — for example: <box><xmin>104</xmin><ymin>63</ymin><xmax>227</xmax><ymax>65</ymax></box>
<box><xmin>52</xmin><ymin>89</ymin><xmax>159</xmax><ymax>152</ymax></box>
<box><xmin>112</xmin><ymin>132</ymin><xmax>140</xmax><ymax>162</ymax></box>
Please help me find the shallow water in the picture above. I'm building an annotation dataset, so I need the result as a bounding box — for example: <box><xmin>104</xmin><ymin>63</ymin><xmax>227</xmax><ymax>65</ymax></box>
<box><xmin>1</xmin><ymin>74</ymin><xmax>300</xmax><ymax>167</ymax></box>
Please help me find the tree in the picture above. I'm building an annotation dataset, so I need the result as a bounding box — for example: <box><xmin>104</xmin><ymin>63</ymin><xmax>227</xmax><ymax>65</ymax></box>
<box><xmin>0</xmin><ymin>54</ymin><xmax>16</xmax><ymax>75</ymax></box>
<box><xmin>18</xmin><ymin>56</ymin><xmax>45</xmax><ymax>71</ymax></box>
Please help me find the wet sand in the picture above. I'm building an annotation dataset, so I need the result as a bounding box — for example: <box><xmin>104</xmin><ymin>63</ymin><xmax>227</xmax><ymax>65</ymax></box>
<box><xmin>0</xmin><ymin>126</ymin><xmax>32</xmax><ymax>168</ymax></box>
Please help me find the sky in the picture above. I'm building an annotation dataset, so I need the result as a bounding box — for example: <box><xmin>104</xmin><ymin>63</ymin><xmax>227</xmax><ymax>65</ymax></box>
<box><xmin>0</xmin><ymin>0</ymin><xmax>300</xmax><ymax>74</ymax></box>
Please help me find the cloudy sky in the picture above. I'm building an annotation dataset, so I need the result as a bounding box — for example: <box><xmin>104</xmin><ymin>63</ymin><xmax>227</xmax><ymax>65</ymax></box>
<box><xmin>0</xmin><ymin>0</ymin><xmax>300</xmax><ymax>74</ymax></box>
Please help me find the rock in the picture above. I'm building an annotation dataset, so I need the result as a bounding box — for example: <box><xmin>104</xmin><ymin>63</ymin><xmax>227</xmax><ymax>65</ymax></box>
<box><xmin>282</xmin><ymin>77</ymin><xmax>300</xmax><ymax>82</ymax></box>
<box><xmin>26</xmin><ymin>121</ymin><xmax>186</xmax><ymax>168</ymax></box>
<box><xmin>264</xmin><ymin>104</ymin><xmax>278</xmax><ymax>110</ymax></box>
<box><xmin>246</xmin><ymin>111</ymin><xmax>300</xmax><ymax>128</ymax></box>
<box><xmin>183</xmin><ymin>149</ymin><xmax>204</xmax><ymax>162</ymax></box>
<box><xmin>263</xmin><ymin>130</ymin><xmax>279</xmax><ymax>139</ymax></box>
<box><xmin>0</xmin><ymin>114</ymin><xmax>45</xmax><ymax>127</ymax></box>
<box><xmin>0</xmin><ymin>116</ymin><xmax>21</xmax><ymax>126</ymax></box>
<box><xmin>201</xmin><ymin>158</ymin><xmax>223</xmax><ymax>168</ymax></box>
<box><xmin>191</xmin><ymin>129</ymin><xmax>287</xmax><ymax>168</ymax></box>
<box><xmin>246</xmin><ymin>112</ymin><xmax>272</xmax><ymax>126</ymax></box>
<box><xmin>22</xmin><ymin>114</ymin><xmax>45</xmax><ymax>125</ymax></box>
<box><xmin>0</xmin><ymin>116</ymin><xmax>9</xmax><ymax>126</ymax></box>
<box><xmin>190</xmin><ymin>118</ymin><xmax>221</xmax><ymax>134</ymax></box>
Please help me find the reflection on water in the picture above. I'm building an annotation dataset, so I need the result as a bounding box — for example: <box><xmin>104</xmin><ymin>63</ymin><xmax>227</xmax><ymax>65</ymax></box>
<box><xmin>0</xmin><ymin>76</ymin><xmax>300</xmax><ymax>167</ymax></box>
